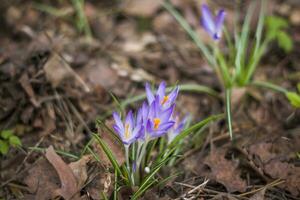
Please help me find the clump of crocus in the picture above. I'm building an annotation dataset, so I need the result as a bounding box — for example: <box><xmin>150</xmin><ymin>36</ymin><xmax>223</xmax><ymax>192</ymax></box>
<box><xmin>112</xmin><ymin>82</ymin><xmax>186</xmax><ymax>185</ymax></box>
<box><xmin>201</xmin><ymin>4</ymin><xmax>226</xmax><ymax>40</ymax></box>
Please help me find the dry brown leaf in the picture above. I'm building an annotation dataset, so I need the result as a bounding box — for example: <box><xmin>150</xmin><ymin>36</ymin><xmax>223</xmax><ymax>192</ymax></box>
<box><xmin>45</xmin><ymin>146</ymin><xmax>79</xmax><ymax>200</ymax></box>
<box><xmin>69</xmin><ymin>155</ymin><xmax>92</xmax><ymax>188</ymax></box>
<box><xmin>94</xmin><ymin>122</ymin><xmax>125</xmax><ymax>166</ymax></box>
<box><xmin>44</xmin><ymin>53</ymin><xmax>74</xmax><ymax>88</ymax></box>
<box><xmin>204</xmin><ymin>148</ymin><xmax>247</xmax><ymax>193</ymax></box>
<box><xmin>247</xmin><ymin>141</ymin><xmax>300</xmax><ymax>196</ymax></box>
<box><xmin>86</xmin><ymin>167</ymin><xmax>114</xmax><ymax>200</ymax></box>
<box><xmin>24</xmin><ymin>158</ymin><xmax>60</xmax><ymax>200</ymax></box>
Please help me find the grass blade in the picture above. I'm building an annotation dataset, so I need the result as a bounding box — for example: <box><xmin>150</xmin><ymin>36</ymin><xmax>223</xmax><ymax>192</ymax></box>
<box><xmin>92</xmin><ymin>133</ymin><xmax>123</xmax><ymax>176</ymax></box>
<box><xmin>235</xmin><ymin>2</ymin><xmax>255</xmax><ymax>80</ymax></box>
<box><xmin>225</xmin><ymin>89</ymin><xmax>233</xmax><ymax>139</ymax></box>
<box><xmin>28</xmin><ymin>147</ymin><xmax>79</xmax><ymax>159</ymax></box>
<box><xmin>250</xmin><ymin>80</ymin><xmax>288</xmax><ymax>93</ymax></box>
<box><xmin>131</xmin><ymin>157</ymin><xmax>172</xmax><ymax>200</ymax></box>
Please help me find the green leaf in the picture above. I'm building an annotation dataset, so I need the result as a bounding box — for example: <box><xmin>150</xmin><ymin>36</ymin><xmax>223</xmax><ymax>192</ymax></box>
<box><xmin>0</xmin><ymin>139</ymin><xmax>9</xmax><ymax>155</ymax></box>
<box><xmin>9</xmin><ymin>136</ymin><xmax>22</xmax><ymax>147</ymax></box>
<box><xmin>251</xmin><ymin>80</ymin><xmax>288</xmax><ymax>93</ymax></box>
<box><xmin>225</xmin><ymin>89</ymin><xmax>233</xmax><ymax>139</ymax></box>
<box><xmin>265</xmin><ymin>16</ymin><xmax>288</xmax><ymax>39</ymax></box>
<box><xmin>277</xmin><ymin>31</ymin><xmax>293</xmax><ymax>53</ymax></box>
<box><xmin>235</xmin><ymin>2</ymin><xmax>255</xmax><ymax>78</ymax></box>
<box><xmin>92</xmin><ymin>133</ymin><xmax>124</xmax><ymax>179</ymax></box>
<box><xmin>297</xmin><ymin>83</ymin><xmax>300</xmax><ymax>93</ymax></box>
<box><xmin>286</xmin><ymin>92</ymin><xmax>300</xmax><ymax>108</ymax></box>
<box><xmin>131</xmin><ymin>157</ymin><xmax>172</xmax><ymax>200</ymax></box>
<box><xmin>1</xmin><ymin>130</ymin><xmax>13</xmax><ymax>139</ymax></box>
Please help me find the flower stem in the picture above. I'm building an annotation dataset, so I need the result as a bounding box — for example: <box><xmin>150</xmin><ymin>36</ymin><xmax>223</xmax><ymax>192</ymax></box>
<box><xmin>136</xmin><ymin>139</ymin><xmax>148</xmax><ymax>171</ymax></box>
<box><xmin>125</xmin><ymin>145</ymin><xmax>130</xmax><ymax>172</ymax></box>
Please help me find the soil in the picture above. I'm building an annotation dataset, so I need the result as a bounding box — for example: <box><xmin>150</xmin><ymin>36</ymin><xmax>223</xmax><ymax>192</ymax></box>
<box><xmin>0</xmin><ymin>0</ymin><xmax>299</xmax><ymax>199</ymax></box>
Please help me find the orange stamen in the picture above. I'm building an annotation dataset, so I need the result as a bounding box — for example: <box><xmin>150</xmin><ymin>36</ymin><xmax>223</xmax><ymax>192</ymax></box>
<box><xmin>153</xmin><ymin>118</ymin><xmax>161</xmax><ymax>130</ymax></box>
<box><xmin>125</xmin><ymin>124</ymin><xmax>130</xmax><ymax>139</ymax></box>
<box><xmin>161</xmin><ymin>96</ymin><xmax>169</xmax><ymax>105</ymax></box>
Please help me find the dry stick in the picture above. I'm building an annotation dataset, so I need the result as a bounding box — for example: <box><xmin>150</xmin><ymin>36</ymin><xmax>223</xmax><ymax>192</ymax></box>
<box><xmin>237</xmin><ymin>179</ymin><xmax>285</xmax><ymax>197</ymax></box>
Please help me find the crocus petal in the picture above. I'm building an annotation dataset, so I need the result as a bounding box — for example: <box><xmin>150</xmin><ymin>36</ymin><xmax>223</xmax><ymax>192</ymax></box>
<box><xmin>174</xmin><ymin>123</ymin><xmax>184</xmax><ymax>135</ymax></box>
<box><xmin>125</xmin><ymin>110</ymin><xmax>134</xmax><ymax>131</ymax></box>
<box><xmin>167</xmin><ymin>86</ymin><xmax>179</xmax><ymax>105</ymax></box>
<box><xmin>142</xmin><ymin>101</ymin><xmax>149</xmax><ymax>123</ymax></box>
<box><xmin>148</xmin><ymin>100</ymin><xmax>157</xmax><ymax>119</ymax></box>
<box><xmin>156</xmin><ymin>81</ymin><xmax>166</xmax><ymax>100</ymax></box>
<box><xmin>214</xmin><ymin>9</ymin><xmax>226</xmax><ymax>39</ymax></box>
<box><xmin>201</xmin><ymin>4</ymin><xmax>215</xmax><ymax>37</ymax></box>
<box><xmin>145</xmin><ymin>83</ymin><xmax>155</xmax><ymax>104</ymax></box>
<box><xmin>113</xmin><ymin>112</ymin><xmax>124</xmax><ymax>130</ymax></box>
<box><xmin>134</xmin><ymin>125</ymin><xmax>145</xmax><ymax>140</ymax></box>
<box><xmin>137</xmin><ymin>107</ymin><xmax>143</xmax><ymax>124</ymax></box>
<box><xmin>158</xmin><ymin>121</ymin><xmax>175</xmax><ymax>131</ymax></box>
<box><xmin>160</xmin><ymin>104</ymin><xmax>175</xmax><ymax>122</ymax></box>
<box><xmin>146</xmin><ymin>119</ymin><xmax>152</xmax><ymax>133</ymax></box>
<box><xmin>113</xmin><ymin>124</ymin><xmax>124</xmax><ymax>138</ymax></box>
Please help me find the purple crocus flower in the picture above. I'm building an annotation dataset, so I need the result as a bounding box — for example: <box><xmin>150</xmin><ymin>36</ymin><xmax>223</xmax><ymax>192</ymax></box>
<box><xmin>201</xmin><ymin>4</ymin><xmax>226</xmax><ymax>40</ymax></box>
<box><xmin>167</xmin><ymin>114</ymin><xmax>187</xmax><ymax>143</ymax></box>
<box><xmin>112</xmin><ymin>110</ymin><xmax>144</xmax><ymax>145</ymax></box>
<box><xmin>145</xmin><ymin>82</ymin><xmax>179</xmax><ymax>109</ymax></box>
<box><xmin>145</xmin><ymin>96</ymin><xmax>175</xmax><ymax>138</ymax></box>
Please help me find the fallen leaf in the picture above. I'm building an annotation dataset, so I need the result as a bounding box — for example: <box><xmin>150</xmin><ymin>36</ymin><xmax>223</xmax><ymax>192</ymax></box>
<box><xmin>44</xmin><ymin>53</ymin><xmax>90</xmax><ymax>92</ymax></box>
<box><xmin>45</xmin><ymin>146</ymin><xmax>79</xmax><ymax>200</ymax></box>
<box><xmin>69</xmin><ymin>155</ymin><xmax>92</xmax><ymax>188</ymax></box>
<box><xmin>86</xmin><ymin>166</ymin><xmax>114</xmax><ymax>200</ymax></box>
<box><xmin>94</xmin><ymin>121</ymin><xmax>125</xmax><ymax>166</ymax></box>
<box><xmin>43</xmin><ymin>53</ymin><xmax>74</xmax><ymax>88</ymax></box>
<box><xmin>204</xmin><ymin>148</ymin><xmax>247</xmax><ymax>193</ymax></box>
<box><xmin>247</xmin><ymin>141</ymin><xmax>300</xmax><ymax>196</ymax></box>
<box><xmin>24</xmin><ymin>158</ymin><xmax>61</xmax><ymax>200</ymax></box>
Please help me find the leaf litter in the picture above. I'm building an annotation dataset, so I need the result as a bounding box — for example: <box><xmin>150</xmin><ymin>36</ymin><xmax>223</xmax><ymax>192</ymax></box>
<box><xmin>0</xmin><ymin>0</ymin><xmax>299</xmax><ymax>199</ymax></box>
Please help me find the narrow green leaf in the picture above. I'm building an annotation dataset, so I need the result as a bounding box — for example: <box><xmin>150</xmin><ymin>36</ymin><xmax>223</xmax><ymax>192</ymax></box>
<box><xmin>297</xmin><ymin>83</ymin><xmax>300</xmax><ymax>93</ymax></box>
<box><xmin>28</xmin><ymin>147</ymin><xmax>79</xmax><ymax>159</ymax></box>
<box><xmin>225</xmin><ymin>89</ymin><xmax>233</xmax><ymax>139</ymax></box>
<box><xmin>235</xmin><ymin>2</ymin><xmax>255</xmax><ymax>78</ymax></box>
<box><xmin>96</xmin><ymin>119</ymin><xmax>123</xmax><ymax>145</ymax></box>
<box><xmin>251</xmin><ymin>80</ymin><xmax>288</xmax><ymax>93</ymax></box>
<box><xmin>92</xmin><ymin>133</ymin><xmax>123</xmax><ymax>176</ymax></box>
<box><xmin>286</xmin><ymin>92</ymin><xmax>300</xmax><ymax>108</ymax></box>
<box><xmin>1</xmin><ymin>130</ymin><xmax>13</xmax><ymax>139</ymax></box>
<box><xmin>0</xmin><ymin>139</ymin><xmax>9</xmax><ymax>155</ymax></box>
<box><xmin>109</xmin><ymin>92</ymin><xmax>124</xmax><ymax>114</ymax></box>
<box><xmin>132</xmin><ymin>157</ymin><xmax>172</xmax><ymax>200</ymax></box>
<box><xmin>254</xmin><ymin>0</ymin><xmax>266</xmax><ymax>55</ymax></box>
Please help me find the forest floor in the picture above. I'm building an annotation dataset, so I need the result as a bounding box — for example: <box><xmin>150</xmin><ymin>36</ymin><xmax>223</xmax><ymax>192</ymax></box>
<box><xmin>0</xmin><ymin>0</ymin><xmax>300</xmax><ymax>199</ymax></box>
